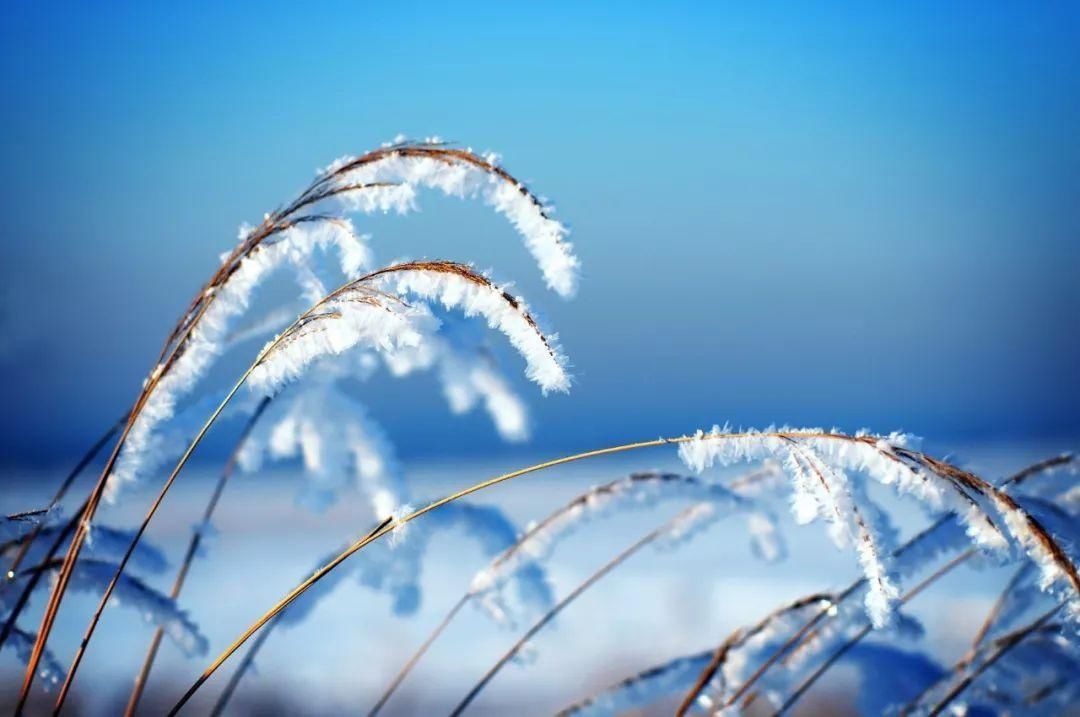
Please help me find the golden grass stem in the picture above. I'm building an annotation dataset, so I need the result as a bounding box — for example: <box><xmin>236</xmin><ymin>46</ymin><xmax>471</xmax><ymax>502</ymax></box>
<box><xmin>208</xmin><ymin>614</ymin><xmax>282</xmax><ymax>717</ymax></box>
<box><xmin>122</xmin><ymin>397</ymin><xmax>271</xmax><ymax>717</ymax></box>
<box><xmin>168</xmin><ymin>437</ymin><xmax>686</xmax><ymax>714</ymax></box>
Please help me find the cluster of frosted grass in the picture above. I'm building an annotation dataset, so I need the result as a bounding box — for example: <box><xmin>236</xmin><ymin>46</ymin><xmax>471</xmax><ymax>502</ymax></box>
<box><xmin>105</xmin><ymin>218</ymin><xmax>368</xmax><ymax>501</ymax></box>
<box><xmin>104</xmin><ymin>137</ymin><xmax>579</xmax><ymax>502</ymax></box>
<box><xmin>677</xmin><ymin>426</ymin><xmax>1080</xmax><ymax>628</ymax></box>
<box><xmin>468</xmin><ymin>467</ymin><xmax>785</xmax><ymax>628</ymax></box>
<box><xmin>321</xmin><ymin>138</ymin><xmax>578</xmax><ymax>298</ymax></box>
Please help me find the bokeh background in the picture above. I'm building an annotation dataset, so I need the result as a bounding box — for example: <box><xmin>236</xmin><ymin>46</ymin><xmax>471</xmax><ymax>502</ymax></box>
<box><xmin>2</xmin><ymin>2</ymin><xmax>1078</xmax><ymax>715</ymax></box>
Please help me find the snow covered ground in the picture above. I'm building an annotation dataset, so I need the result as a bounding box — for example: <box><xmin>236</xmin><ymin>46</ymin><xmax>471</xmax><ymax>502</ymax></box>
<box><xmin>2</xmin><ymin>437</ymin><xmax>1075</xmax><ymax>715</ymax></box>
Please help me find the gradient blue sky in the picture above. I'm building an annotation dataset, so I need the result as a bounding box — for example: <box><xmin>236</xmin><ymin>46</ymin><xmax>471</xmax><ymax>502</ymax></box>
<box><xmin>1</xmin><ymin>2</ymin><xmax>1078</xmax><ymax>467</ymax></box>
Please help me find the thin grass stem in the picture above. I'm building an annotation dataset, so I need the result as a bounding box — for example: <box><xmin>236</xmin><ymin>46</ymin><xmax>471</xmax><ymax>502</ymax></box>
<box><xmin>122</xmin><ymin>397</ymin><xmax>271</xmax><ymax>717</ymax></box>
<box><xmin>449</xmin><ymin>517</ymin><xmax>677</xmax><ymax>716</ymax></box>
<box><xmin>773</xmin><ymin>550</ymin><xmax>975</xmax><ymax>716</ymax></box>
<box><xmin>366</xmin><ymin>595</ymin><xmax>470</xmax><ymax>717</ymax></box>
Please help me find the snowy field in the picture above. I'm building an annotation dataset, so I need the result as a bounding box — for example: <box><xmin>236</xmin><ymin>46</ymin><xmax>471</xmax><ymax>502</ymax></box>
<box><xmin>3</xmin><ymin>438</ymin><xmax>1074</xmax><ymax>716</ymax></box>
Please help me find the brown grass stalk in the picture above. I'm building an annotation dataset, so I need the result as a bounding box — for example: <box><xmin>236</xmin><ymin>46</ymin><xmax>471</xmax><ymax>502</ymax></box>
<box><xmin>207</xmin><ymin>612</ymin><xmax>283</xmax><ymax>717</ymax></box>
<box><xmin>965</xmin><ymin>563</ymin><xmax>1031</xmax><ymax>659</ymax></box>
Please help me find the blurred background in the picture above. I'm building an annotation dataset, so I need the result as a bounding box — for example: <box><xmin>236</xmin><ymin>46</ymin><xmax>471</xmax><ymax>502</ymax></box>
<box><xmin>1</xmin><ymin>2</ymin><xmax>1078</xmax><ymax>714</ymax></box>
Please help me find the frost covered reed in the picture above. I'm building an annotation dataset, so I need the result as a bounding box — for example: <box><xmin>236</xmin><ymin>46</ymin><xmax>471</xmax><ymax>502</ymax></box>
<box><xmin>45</xmin><ymin>260</ymin><xmax>570</xmax><ymax>710</ymax></box>
<box><xmin>11</xmin><ymin>134</ymin><xmax>1077</xmax><ymax>717</ymax></box>
<box><xmin>17</xmin><ymin>137</ymin><xmax>580</xmax><ymax>709</ymax></box>
<box><xmin>546</xmin><ymin>454</ymin><xmax>1079</xmax><ymax>717</ymax></box>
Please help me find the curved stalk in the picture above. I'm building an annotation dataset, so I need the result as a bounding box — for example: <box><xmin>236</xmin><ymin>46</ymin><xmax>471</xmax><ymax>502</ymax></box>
<box><xmin>3</xmin><ymin>416</ymin><xmax>124</xmax><ymax>583</ymax></box>
<box><xmin>208</xmin><ymin>614</ymin><xmax>282</xmax><ymax>717</ymax></box>
<box><xmin>168</xmin><ymin>437</ymin><xmax>686</xmax><ymax>715</ymax></box>
<box><xmin>52</xmin><ymin>368</ymin><xmax>258</xmax><ymax>713</ymax></box>
<box><xmin>919</xmin><ymin>605</ymin><xmax>1062</xmax><ymax>717</ymax></box>
<box><xmin>366</xmin><ymin>595</ymin><xmax>469</xmax><ymax>717</ymax></box>
<box><xmin>774</xmin><ymin>551</ymin><xmax>974</xmax><ymax>716</ymax></box>
<box><xmin>123</xmin><ymin>397</ymin><xmax>271</xmax><ymax>717</ymax></box>
<box><xmin>449</xmin><ymin>517</ymin><xmax>676</xmax><ymax>716</ymax></box>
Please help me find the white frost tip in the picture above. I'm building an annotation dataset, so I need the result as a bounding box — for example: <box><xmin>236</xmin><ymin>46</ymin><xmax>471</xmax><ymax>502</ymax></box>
<box><xmin>388</xmin><ymin>504</ymin><xmax>414</xmax><ymax>547</ymax></box>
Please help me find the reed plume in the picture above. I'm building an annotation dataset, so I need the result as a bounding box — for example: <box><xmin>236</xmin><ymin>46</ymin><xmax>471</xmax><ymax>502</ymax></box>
<box><xmin>47</xmin><ymin>260</ymin><xmax>568</xmax><ymax>713</ymax></box>
<box><xmin>17</xmin><ymin>137</ymin><xmax>579</xmax><ymax>708</ymax></box>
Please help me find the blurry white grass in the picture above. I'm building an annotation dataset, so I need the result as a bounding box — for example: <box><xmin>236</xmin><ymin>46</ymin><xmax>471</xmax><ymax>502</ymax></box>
<box><xmin>552</xmin><ymin>454</ymin><xmax>1079</xmax><ymax>717</ymax></box>
<box><xmin>448</xmin><ymin>475</ymin><xmax>790</xmax><ymax>717</ymax></box>
<box><xmin>1</xmin><ymin>556</ymin><xmax>205</xmax><ymax>661</ymax></box>
<box><xmin>213</xmin><ymin>466</ymin><xmax>785</xmax><ymax>717</ymax></box>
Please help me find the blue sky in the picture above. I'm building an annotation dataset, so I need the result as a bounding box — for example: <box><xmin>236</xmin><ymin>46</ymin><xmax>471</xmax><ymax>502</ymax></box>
<box><xmin>1</xmin><ymin>2</ymin><xmax>1078</xmax><ymax>466</ymax></box>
